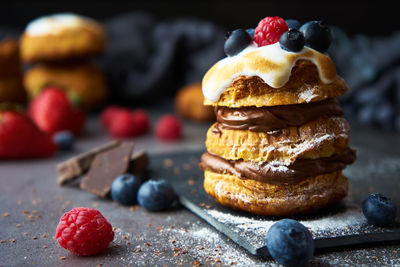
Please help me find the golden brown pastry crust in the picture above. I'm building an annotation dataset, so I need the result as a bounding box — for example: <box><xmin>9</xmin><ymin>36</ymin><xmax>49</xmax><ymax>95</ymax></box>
<box><xmin>175</xmin><ymin>82</ymin><xmax>215</xmax><ymax>121</ymax></box>
<box><xmin>203</xmin><ymin>170</ymin><xmax>348</xmax><ymax>216</ymax></box>
<box><xmin>24</xmin><ymin>63</ymin><xmax>107</xmax><ymax>108</ymax></box>
<box><xmin>0</xmin><ymin>39</ymin><xmax>21</xmax><ymax>77</ymax></box>
<box><xmin>206</xmin><ymin>116</ymin><xmax>350</xmax><ymax>164</ymax></box>
<box><xmin>0</xmin><ymin>75</ymin><xmax>26</xmax><ymax>104</ymax></box>
<box><xmin>204</xmin><ymin>60</ymin><xmax>348</xmax><ymax>107</ymax></box>
<box><xmin>20</xmin><ymin>26</ymin><xmax>105</xmax><ymax>63</ymax></box>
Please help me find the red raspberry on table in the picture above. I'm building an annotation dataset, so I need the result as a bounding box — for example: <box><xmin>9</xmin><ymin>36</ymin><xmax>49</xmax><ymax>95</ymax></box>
<box><xmin>101</xmin><ymin>106</ymin><xmax>150</xmax><ymax>138</ymax></box>
<box><xmin>55</xmin><ymin>207</ymin><xmax>114</xmax><ymax>256</ymax></box>
<box><xmin>131</xmin><ymin>109</ymin><xmax>150</xmax><ymax>135</ymax></box>
<box><xmin>155</xmin><ymin>114</ymin><xmax>182</xmax><ymax>141</ymax></box>
<box><xmin>100</xmin><ymin>106</ymin><xmax>124</xmax><ymax>129</ymax></box>
<box><xmin>254</xmin><ymin>16</ymin><xmax>288</xmax><ymax>47</ymax></box>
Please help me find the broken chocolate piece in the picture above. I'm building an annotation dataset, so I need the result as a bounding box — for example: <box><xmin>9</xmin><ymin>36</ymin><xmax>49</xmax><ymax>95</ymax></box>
<box><xmin>57</xmin><ymin>141</ymin><xmax>121</xmax><ymax>185</ymax></box>
<box><xmin>128</xmin><ymin>149</ymin><xmax>149</xmax><ymax>175</ymax></box>
<box><xmin>80</xmin><ymin>141</ymin><xmax>135</xmax><ymax>197</ymax></box>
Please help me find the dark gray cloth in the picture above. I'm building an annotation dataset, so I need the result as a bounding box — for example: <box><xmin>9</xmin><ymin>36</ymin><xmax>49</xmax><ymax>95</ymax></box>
<box><xmin>98</xmin><ymin>12</ymin><xmax>225</xmax><ymax>104</ymax></box>
<box><xmin>329</xmin><ymin>27</ymin><xmax>400</xmax><ymax>131</ymax></box>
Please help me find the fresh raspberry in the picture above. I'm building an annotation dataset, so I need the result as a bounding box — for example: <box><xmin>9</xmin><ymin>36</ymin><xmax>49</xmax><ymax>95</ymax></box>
<box><xmin>107</xmin><ymin>109</ymin><xmax>140</xmax><ymax>138</ymax></box>
<box><xmin>100</xmin><ymin>106</ymin><xmax>124</xmax><ymax>129</ymax></box>
<box><xmin>131</xmin><ymin>109</ymin><xmax>150</xmax><ymax>135</ymax></box>
<box><xmin>102</xmin><ymin>106</ymin><xmax>150</xmax><ymax>138</ymax></box>
<box><xmin>254</xmin><ymin>16</ymin><xmax>288</xmax><ymax>47</ymax></box>
<box><xmin>55</xmin><ymin>207</ymin><xmax>114</xmax><ymax>256</ymax></box>
<box><xmin>155</xmin><ymin>115</ymin><xmax>182</xmax><ymax>141</ymax></box>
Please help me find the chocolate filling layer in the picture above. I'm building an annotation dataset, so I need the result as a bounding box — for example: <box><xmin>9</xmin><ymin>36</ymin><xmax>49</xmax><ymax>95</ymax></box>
<box><xmin>199</xmin><ymin>148</ymin><xmax>356</xmax><ymax>184</ymax></box>
<box><xmin>215</xmin><ymin>98</ymin><xmax>344</xmax><ymax>132</ymax></box>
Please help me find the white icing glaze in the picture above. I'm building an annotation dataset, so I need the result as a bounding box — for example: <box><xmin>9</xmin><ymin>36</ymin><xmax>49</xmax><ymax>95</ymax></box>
<box><xmin>25</xmin><ymin>13</ymin><xmax>98</xmax><ymax>36</ymax></box>
<box><xmin>202</xmin><ymin>42</ymin><xmax>337</xmax><ymax>102</ymax></box>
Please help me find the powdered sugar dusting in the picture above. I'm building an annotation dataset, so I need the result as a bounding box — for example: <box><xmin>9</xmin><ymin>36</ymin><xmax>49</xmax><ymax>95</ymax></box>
<box><xmin>298</xmin><ymin>87</ymin><xmax>318</xmax><ymax>102</ymax></box>
<box><xmin>206</xmin><ymin>201</ymin><xmax>368</xmax><ymax>248</ymax></box>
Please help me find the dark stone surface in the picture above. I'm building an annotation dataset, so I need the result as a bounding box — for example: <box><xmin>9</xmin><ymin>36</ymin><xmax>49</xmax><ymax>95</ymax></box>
<box><xmin>1</xmin><ymin>110</ymin><xmax>400</xmax><ymax>266</ymax></box>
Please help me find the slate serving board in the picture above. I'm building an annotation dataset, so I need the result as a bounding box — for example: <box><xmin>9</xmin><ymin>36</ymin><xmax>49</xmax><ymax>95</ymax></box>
<box><xmin>150</xmin><ymin>147</ymin><xmax>400</xmax><ymax>257</ymax></box>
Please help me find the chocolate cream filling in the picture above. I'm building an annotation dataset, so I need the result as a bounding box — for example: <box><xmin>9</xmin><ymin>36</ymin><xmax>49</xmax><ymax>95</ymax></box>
<box><xmin>215</xmin><ymin>98</ymin><xmax>344</xmax><ymax>132</ymax></box>
<box><xmin>199</xmin><ymin>148</ymin><xmax>356</xmax><ymax>184</ymax></box>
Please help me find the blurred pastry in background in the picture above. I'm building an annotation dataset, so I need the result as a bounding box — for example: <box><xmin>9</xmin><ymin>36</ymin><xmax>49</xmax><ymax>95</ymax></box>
<box><xmin>24</xmin><ymin>62</ymin><xmax>108</xmax><ymax>109</ymax></box>
<box><xmin>20</xmin><ymin>13</ymin><xmax>106</xmax><ymax>63</ymax></box>
<box><xmin>20</xmin><ymin>13</ymin><xmax>108</xmax><ymax>109</ymax></box>
<box><xmin>175</xmin><ymin>82</ymin><xmax>214</xmax><ymax>122</ymax></box>
<box><xmin>0</xmin><ymin>38</ymin><xmax>26</xmax><ymax>104</ymax></box>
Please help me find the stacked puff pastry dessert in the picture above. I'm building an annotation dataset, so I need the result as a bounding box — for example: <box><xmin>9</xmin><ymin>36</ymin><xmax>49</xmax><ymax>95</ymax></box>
<box><xmin>199</xmin><ymin>17</ymin><xmax>356</xmax><ymax>216</ymax></box>
<box><xmin>20</xmin><ymin>13</ymin><xmax>108</xmax><ymax>109</ymax></box>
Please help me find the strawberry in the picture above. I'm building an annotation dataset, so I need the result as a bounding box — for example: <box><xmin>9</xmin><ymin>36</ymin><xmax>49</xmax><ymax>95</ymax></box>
<box><xmin>28</xmin><ymin>87</ymin><xmax>86</xmax><ymax>136</ymax></box>
<box><xmin>0</xmin><ymin>110</ymin><xmax>57</xmax><ymax>159</ymax></box>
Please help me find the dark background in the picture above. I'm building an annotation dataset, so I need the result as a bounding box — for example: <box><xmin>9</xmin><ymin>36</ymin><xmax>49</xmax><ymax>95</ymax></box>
<box><xmin>2</xmin><ymin>1</ymin><xmax>400</xmax><ymax>131</ymax></box>
<box><xmin>1</xmin><ymin>1</ymin><xmax>399</xmax><ymax>36</ymax></box>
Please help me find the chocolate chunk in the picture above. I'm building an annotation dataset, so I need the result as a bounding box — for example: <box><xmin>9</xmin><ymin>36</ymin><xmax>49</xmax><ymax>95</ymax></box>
<box><xmin>128</xmin><ymin>149</ymin><xmax>149</xmax><ymax>175</ymax></box>
<box><xmin>57</xmin><ymin>141</ymin><xmax>121</xmax><ymax>185</ymax></box>
<box><xmin>80</xmin><ymin>141</ymin><xmax>135</xmax><ymax>198</ymax></box>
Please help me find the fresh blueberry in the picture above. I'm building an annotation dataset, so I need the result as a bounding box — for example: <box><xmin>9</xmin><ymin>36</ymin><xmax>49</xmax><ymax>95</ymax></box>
<box><xmin>285</xmin><ymin>19</ymin><xmax>301</xmax><ymax>30</ymax></box>
<box><xmin>111</xmin><ymin>174</ymin><xmax>142</xmax><ymax>205</ymax></box>
<box><xmin>224</xmin><ymin>29</ymin><xmax>252</xmax><ymax>57</ymax></box>
<box><xmin>279</xmin><ymin>29</ymin><xmax>305</xmax><ymax>52</ymax></box>
<box><xmin>266</xmin><ymin>219</ymin><xmax>314</xmax><ymax>267</ymax></box>
<box><xmin>300</xmin><ymin>20</ymin><xmax>332</xmax><ymax>53</ymax></box>
<box><xmin>53</xmin><ymin>131</ymin><xmax>75</xmax><ymax>151</ymax></box>
<box><xmin>137</xmin><ymin>179</ymin><xmax>176</xmax><ymax>211</ymax></box>
<box><xmin>362</xmin><ymin>193</ymin><xmax>397</xmax><ymax>227</ymax></box>
<box><xmin>246</xmin><ymin>28</ymin><xmax>255</xmax><ymax>38</ymax></box>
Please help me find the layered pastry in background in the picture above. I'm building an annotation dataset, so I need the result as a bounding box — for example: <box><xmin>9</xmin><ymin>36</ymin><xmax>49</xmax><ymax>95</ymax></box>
<box><xmin>20</xmin><ymin>13</ymin><xmax>108</xmax><ymax>109</ymax></box>
<box><xmin>175</xmin><ymin>82</ymin><xmax>215</xmax><ymax>122</ymax></box>
<box><xmin>199</xmin><ymin>17</ymin><xmax>356</xmax><ymax>216</ymax></box>
<box><xmin>0</xmin><ymin>38</ymin><xmax>26</xmax><ymax>104</ymax></box>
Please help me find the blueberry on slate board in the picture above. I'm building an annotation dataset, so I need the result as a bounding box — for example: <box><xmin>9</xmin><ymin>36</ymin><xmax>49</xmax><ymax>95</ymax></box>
<box><xmin>137</xmin><ymin>179</ymin><xmax>176</xmax><ymax>211</ymax></box>
<box><xmin>279</xmin><ymin>29</ymin><xmax>305</xmax><ymax>52</ymax></box>
<box><xmin>285</xmin><ymin>19</ymin><xmax>301</xmax><ymax>30</ymax></box>
<box><xmin>224</xmin><ymin>29</ymin><xmax>252</xmax><ymax>57</ymax></box>
<box><xmin>53</xmin><ymin>131</ymin><xmax>75</xmax><ymax>151</ymax></box>
<box><xmin>300</xmin><ymin>20</ymin><xmax>332</xmax><ymax>53</ymax></box>
<box><xmin>266</xmin><ymin>219</ymin><xmax>314</xmax><ymax>267</ymax></box>
<box><xmin>111</xmin><ymin>174</ymin><xmax>142</xmax><ymax>205</ymax></box>
<box><xmin>362</xmin><ymin>193</ymin><xmax>397</xmax><ymax>227</ymax></box>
